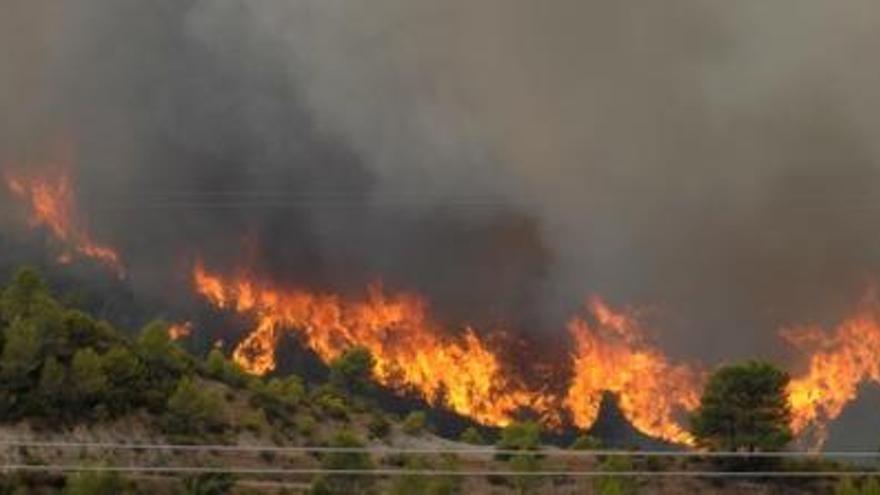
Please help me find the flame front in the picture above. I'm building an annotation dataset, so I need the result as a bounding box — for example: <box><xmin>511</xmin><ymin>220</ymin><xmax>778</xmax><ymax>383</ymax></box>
<box><xmin>564</xmin><ymin>298</ymin><xmax>702</xmax><ymax>445</ymax></box>
<box><xmin>194</xmin><ymin>263</ymin><xmax>705</xmax><ymax>439</ymax></box>
<box><xmin>784</xmin><ymin>295</ymin><xmax>880</xmax><ymax>447</ymax></box>
<box><xmin>4</xmin><ymin>162</ymin><xmax>124</xmax><ymax>278</ymax></box>
<box><xmin>193</xmin><ymin>264</ymin><xmax>550</xmax><ymax>427</ymax></box>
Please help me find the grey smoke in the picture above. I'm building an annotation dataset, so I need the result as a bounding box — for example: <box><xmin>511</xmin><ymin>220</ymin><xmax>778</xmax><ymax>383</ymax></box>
<box><xmin>188</xmin><ymin>0</ymin><xmax>880</xmax><ymax>360</ymax></box>
<box><xmin>4</xmin><ymin>1</ymin><xmax>880</xmax><ymax>446</ymax></box>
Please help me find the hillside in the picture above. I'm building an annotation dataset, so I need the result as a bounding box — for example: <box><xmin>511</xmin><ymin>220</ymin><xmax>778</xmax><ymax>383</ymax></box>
<box><xmin>0</xmin><ymin>267</ymin><xmax>852</xmax><ymax>494</ymax></box>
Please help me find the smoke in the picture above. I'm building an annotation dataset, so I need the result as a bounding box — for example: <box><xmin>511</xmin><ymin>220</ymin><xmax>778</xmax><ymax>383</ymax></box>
<box><xmin>184</xmin><ymin>0</ymin><xmax>880</xmax><ymax>362</ymax></box>
<box><xmin>5</xmin><ymin>2</ymin><xmax>880</xmax><ymax>380</ymax></box>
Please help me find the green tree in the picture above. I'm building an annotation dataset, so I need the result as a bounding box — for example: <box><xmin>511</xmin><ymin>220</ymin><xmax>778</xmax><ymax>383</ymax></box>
<box><xmin>691</xmin><ymin>361</ymin><xmax>792</xmax><ymax>452</ymax></box>
<box><xmin>62</xmin><ymin>310</ymin><xmax>110</xmax><ymax>354</ymax></box>
<box><xmin>64</xmin><ymin>469</ymin><xmax>128</xmax><ymax>495</ymax></box>
<box><xmin>328</xmin><ymin>346</ymin><xmax>375</xmax><ymax>394</ymax></box>
<box><xmin>1</xmin><ymin>267</ymin><xmax>51</xmax><ymax>320</ymax></box>
<box><xmin>101</xmin><ymin>345</ymin><xmax>145</xmax><ymax>413</ymax></box>
<box><xmin>70</xmin><ymin>348</ymin><xmax>109</xmax><ymax>404</ymax></box>
<box><xmin>205</xmin><ymin>348</ymin><xmax>227</xmax><ymax>378</ymax></box>
<box><xmin>139</xmin><ymin>320</ymin><xmax>186</xmax><ymax>373</ymax></box>
<box><xmin>165</xmin><ymin>376</ymin><xmax>224</xmax><ymax>435</ymax></box>
<box><xmin>38</xmin><ymin>356</ymin><xmax>67</xmax><ymax>414</ymax></box>
<box><xmin>205</xmin><ymin>348</ymin><xmax>249</xmax><ymax>388</ymax></box>
<box><xmin>0</xmin><ymin>320</ymin><xmax>42</xmax><ymax>386</ymax></box>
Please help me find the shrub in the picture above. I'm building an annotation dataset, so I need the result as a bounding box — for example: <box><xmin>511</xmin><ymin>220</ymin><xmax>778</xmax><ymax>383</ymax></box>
<box><xmin>402</xmin><ymin>411</ymin><xmax>427</xmax><ymax>436</ymax></box>
<box><xmin>265</xmin><ymin>376</ymin><xmax>306</xmax><ymax>406</ymax></box>
<box><xmin>64</xmin><ymin>469</ymin><xmax>129</xmax><ymax>495</ymax></box>
<box><xmin>835</xmin><ymin>478</ymin><xmax>880</xmax><ymax>495</ymax></box>
<box><xmin>497</xmin><ymin>421</ymin><xmax>541</xmax><ymax>452</ymax></box>
<box><xmin>368</xmin><ymin>413</ymin><xmax>392</xmax><ymax>440</ymax></box>
<box><xmin>205</xmin><ymin>349</ymin><xmax>226</xmax><ymax>379</ymax></box>
<box><xmin>317</xmin><ymin>430</ymin><xmax>374</xmax><ymax>494</ymax></box>
<box><xmin>138</xmin><ymin>321</ymin><xmax>187</xmax><ymax>374</ymax></box>
<box><xmin>37</xmin><ymin>356</ymin><xmax>66</xmax><ymax>414</ymax></box>
<box><xmin>100</xmin><ymin>346</ymin><xmax>145</xmax><ymax>414</ymax></box>
<box><xmin>313</xmin><ymin>387</ymin><xmax>350</xmax><ymax>420</ymax></box>
<box><xmin>459</xmin><ymin>427</ymin><xmax>485</xmax><ymax>445</ymax></box>
<box><xmin>328</xmin><ymin>347</ymin><xmax>375</xmax><ymax>394</ymax></box>
<box><xmin>295</xmin><ymin>413</ymin><xmax>318</xmax><ymax>437</ymax></box>
<box><xmin>594</xmin><ymin>457</ymin><xmax>637</xmax><ymax>495</ymax></box>
<box><xmin>181</xmin><ymin>472</ymin><xmax>236</xmax><ymax>495</ymax></box>
<box><xmin>165</xmin><ymin>377</ymin><xmax>224</xmax><ymax>435</ymax></box>
<box><xmin>70</xmin><ymin>348</ymin><xmax>109</xmax><ymax>406</ymax></box>
<box><xmin>241</xmin><ymin>409</ymin><xmax>269</xmax><ymax>434</ymax></box>
<box><xmin>0</xmin><ymin>320</ymin><xmax>42</xmax><ymax>387</ymax></box>
<box><xmin>570</xmin><ymin>435</ymin><xmax>602</xmax><ymax>451</ymax></box>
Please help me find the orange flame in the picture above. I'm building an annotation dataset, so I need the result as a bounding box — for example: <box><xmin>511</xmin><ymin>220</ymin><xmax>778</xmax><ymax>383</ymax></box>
<box><xmin>4</xmin><ymin>156</ymin><xmax>124</xmax><ymax>278</ymax></box>
<box><xmin>168</xmin><ymin>322</ymin><xmax>194</xmax><ymax>341</ymax></box>
<box><xmin>193</xmin><ymin>263</ymin><xmax>551</xmax><ymax>427</ymax></box>
<box><xmin>564</xmin><ymin>298</ymin><xmax>702</xmax><ymax>445</ymax></box>
<box><xmin>784</xmin><ymin>294</ymin><xmax>880</xmax><ymax>448</ymax></box>
<box><xmin>193</xmin><ymin>261</ymin><xmax>880</xmax><ymax>446</ymax></box>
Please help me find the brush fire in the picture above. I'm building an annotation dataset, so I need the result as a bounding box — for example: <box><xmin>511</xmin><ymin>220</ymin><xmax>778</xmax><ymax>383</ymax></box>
<box><xmin>5</xmin><ymin>164</ymin><xmax>880</xmax><ymax>450</ymax></box>
<box><xmin>4</xmin><ymin>149</ymin><xmax>124</xmax><ymax>279</ymax></box>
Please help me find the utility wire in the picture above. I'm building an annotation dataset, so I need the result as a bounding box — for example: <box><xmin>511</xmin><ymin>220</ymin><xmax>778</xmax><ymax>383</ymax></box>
<box><xmin>0</xmin><ymin>465</ymin><xmax>878</xmax><ymax>478</ymax></box>
<box><xmin>3</xmin><ymin>440</ymin><xmax>880</xmax><ymax>458</ymax></box>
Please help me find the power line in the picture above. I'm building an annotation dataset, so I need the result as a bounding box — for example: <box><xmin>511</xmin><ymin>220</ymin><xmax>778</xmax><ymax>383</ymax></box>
<box><xmin>3</xmin><ymin>440</ymin><xmax>880</xmax><ymax>458</ymax></box>
<box><xmin>0</xmin><ymin>465</ymin><xmax>877</xmax><ymax>478</ymax></box>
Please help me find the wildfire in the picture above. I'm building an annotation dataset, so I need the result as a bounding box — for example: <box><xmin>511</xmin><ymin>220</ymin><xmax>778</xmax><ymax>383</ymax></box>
<box><xmin>193</xmin><ymin>263</ymin><xmax>550</xmax><ymax>426</ymax></box>
<box><xmin>168</xmin><ymin>321</ymin><xmax>194</xmax><ymax>341</ymax></box>
<box><xmin>4</xmin><ymin>157</ymin><xmax>124</xmax><ymax>278</ymax></box>
<box><xmin>564</xmin><ymin>298</ymin><xmax>702</xmax><ymax>445</ymax></box>
<box><xmin>784</xmin><ymin>294</ymin><xmax>880</xmax><ymax>448</ymax></box>
<box><xmin>192</xmin><ymin>262</ymin><xmax>880</xmax><ymax>447</ymax></box>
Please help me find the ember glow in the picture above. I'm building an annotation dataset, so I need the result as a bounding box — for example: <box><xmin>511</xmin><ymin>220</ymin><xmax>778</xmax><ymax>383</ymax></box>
<box><xmin>193</xmin><ymin>263</ymin><xmax>551</xmax><ymax>427</ymax></box>
<box><xmin>784</xmin><ymin>294</ymin><xmax>880</xmax><ymax>448</ymax></box>
<box><xmin>4</xmin><ymin>162</ymin><xmax>124</xmax><ymax>278</ymax></box>
<box><xmin>168</xmin><ymin>322</ymin><xmax>194</xmax><ymax>341</ymax></box>
<box><xmin>564</xmin><ymin>298</ymin><xmax>703</xmax><ymax>445</ymax></box>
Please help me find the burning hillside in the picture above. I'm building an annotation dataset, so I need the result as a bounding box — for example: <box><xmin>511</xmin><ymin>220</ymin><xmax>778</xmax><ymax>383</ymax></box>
<box><xmin>8</xmin><ymin>1</ymin><xmax>880</xmax><ymax>456</ymax></box>
<box><xmin>193</xmin><ymin>263</ymin><xmax>554</xmax><ymax>427</ymax></box>
<box><xmin>3</xmin><ymin>148</ymin><xmax>124</xmax><ymax>279</ymax></box>
<box><xmin>564</xmin><ymin>299</ymin><xmax>702</xmax><ymax>446</ymax></box>
<box><xmin>784</xmin><ymin>292</ymin><xmax>880</xmax><ymax>448</ymax></box>
<box><xmin>5</xmin><ymin>164</ymin><xmax>880</xmax><ymax>449</ymax></box>
<box><xmin>192</xmin><ymin>262</ymin><xmax>710</xmax><ymax>441</ymax></box>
